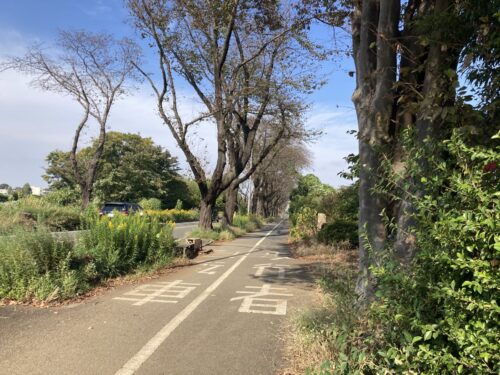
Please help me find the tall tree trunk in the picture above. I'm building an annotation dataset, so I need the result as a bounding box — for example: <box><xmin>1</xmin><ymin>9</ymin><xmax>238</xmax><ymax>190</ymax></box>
<box><xmin>393</xmin><ymin>0</ymin><xmax>453</xmax><ymax>264</ymax></box>
<box><xmin>223</xmin><ymin>183</ymin><xmax>239</xmax><ymax>225</ymax></box>
<box><xmin>199</xmin><ymin>198</ymin><xmax>215</xmax><ymax>230</ymax></box>
<box><xmin>81</xmin><ymin>184</ymin><xmax>92</xmax><ymax>210</ymax></box>
<box><xmin>352</xmin><ymin>0</ymin><xmax>399</xmax><ymax>303</ymax></box>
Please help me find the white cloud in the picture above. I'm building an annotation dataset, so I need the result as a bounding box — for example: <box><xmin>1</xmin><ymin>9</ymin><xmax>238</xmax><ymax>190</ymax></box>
<box><xmin>303</xmin><ymin>104</ymin><xmax>358</xmax><ymax>187</ymax></box>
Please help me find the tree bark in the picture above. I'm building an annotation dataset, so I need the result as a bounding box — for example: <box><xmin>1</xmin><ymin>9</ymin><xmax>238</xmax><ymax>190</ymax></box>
<box><xmin>81</xmin><ymin>184</ymin><xmax>92</xmax><ymax>210</ymax></box>
<box><xmin>393</xmin><ymin>0</ymin><xmax>454</xmax><ymax>264</ymax></box>
<box><xmin>199</xmin><ymin>199</ymin><xmax>215</xmax><ymax>230</ymax></box>
<box><xmin>352</xmin><ymin>0</ymin><xmax>399</xmax><ymax>303</ymax></box>
<box><xmin>223</xmin><ymin>183</ymin><xmax>239</xmax><ymax>225</ymax></box>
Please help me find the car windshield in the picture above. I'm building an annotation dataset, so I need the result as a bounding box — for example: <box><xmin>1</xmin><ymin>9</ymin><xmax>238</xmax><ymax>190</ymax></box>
<box><xmin>101</xmin><ymin>204</ymin><xmax>127</xmax><ymax>213</ymax></box>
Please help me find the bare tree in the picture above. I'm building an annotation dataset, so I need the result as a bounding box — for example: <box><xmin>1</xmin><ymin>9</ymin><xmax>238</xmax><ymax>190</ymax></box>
<box><xmin>222</xmin><ymin>95</ymin><xmax>313</xmax><ymax>225</ymax></box>
<box><xmin>128</xmin><ymin>0</ymin><xmax>323</xmax><ymax>229</ymax></box>
<box><xmin>2</xmin><ymin>31</ymin><xmax>141</xmax><ymax>208</ymax></box>
<box><xmin>251</xmin><ymin>141</ymin><xmax>312</xmax><ymax>217</ymax></box>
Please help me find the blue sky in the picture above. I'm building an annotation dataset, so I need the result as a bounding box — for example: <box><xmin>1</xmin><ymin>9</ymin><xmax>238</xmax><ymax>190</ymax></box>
<box><xmin>0</xmin><ymin>0</ymin><xmax>358</xmax><ymax>188</ymax></box>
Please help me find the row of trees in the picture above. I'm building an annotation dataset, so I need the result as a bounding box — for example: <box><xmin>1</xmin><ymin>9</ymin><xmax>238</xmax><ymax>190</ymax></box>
<box><xmin>3</xmin><ymin>0</ymin><xmax>322</xmax><ymax>229</ymax></box>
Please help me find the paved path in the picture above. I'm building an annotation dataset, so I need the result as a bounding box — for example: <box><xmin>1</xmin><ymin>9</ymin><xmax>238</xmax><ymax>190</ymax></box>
<box><xmin>0</xmin><ymin>222</ymin><xmax>314</xmax><ymax>375</ymax></box>
<box><xmin>172</xmin><ymin>221</ymin><xmax>198</xmax><ymax>240</ymax></box>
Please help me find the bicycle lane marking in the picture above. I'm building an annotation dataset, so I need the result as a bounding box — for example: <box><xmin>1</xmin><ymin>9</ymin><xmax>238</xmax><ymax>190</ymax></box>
<box><xmin>114</xmin><ymin>221</ymin><xmax>283</xmax><ymax>375</ymax></box>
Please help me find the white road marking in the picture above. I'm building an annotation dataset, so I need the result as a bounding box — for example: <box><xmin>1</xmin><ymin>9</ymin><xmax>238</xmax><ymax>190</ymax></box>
<box><xmin>114</xmin><ymin>221</ymin><xmax>282</xmax><ymax>375</ymax></box>
<box><xmin>197</xmin><ymin>262</ymin><xmax>225</xmax><ymax>275</ymax></box>
<box><xmin>253</xmin><ymin>263</ymin><xmax>290</xmax><ymax>279</ymax></box>
<box><xmin>113</xmin><ymin>280</ymin><xmax>200</xmax><ymax>306</ymax></box>
<box><xmin>262</xmin><ymin>251</ymin><xmax>291</xmax><ymax>260</ymax></box>
<box><xmin>230</xmin><ymin>284</ymin><xmax>293</xmax><ymax>315</ymax></box>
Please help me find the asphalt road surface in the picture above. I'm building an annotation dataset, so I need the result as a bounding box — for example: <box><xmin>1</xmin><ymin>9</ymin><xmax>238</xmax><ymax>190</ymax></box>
<box><xmin>0</xmin><ymin>222</ymin><xmax>314</xmax><ymax>375</ymax></box>
<box><xmin>172</xmin><ymin>221</ymin><xmax>199</xmax><ymax>240</ymax></box>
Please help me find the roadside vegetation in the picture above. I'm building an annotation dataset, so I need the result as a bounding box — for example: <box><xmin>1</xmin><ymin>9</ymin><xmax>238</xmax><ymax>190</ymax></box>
<box><xmin>0</xmin><ymin>213</ymin><xmax>176</xmax><ymax>303</ymax></box>
<box><xmin>145</xmin><ymin>208</ymin><xmax>199</xmax><ymax>223</ymax></box>
<box><xmin>0</xmin><ymin>196</ymin><xmax>81</xmax><ymax>235</ymax></box>
<box><xmin>285</xmin><ymin>242</ymin><xmax>359</xmax><ymax>375</ymax></box>
<box><xmin>287</xmin><ymin>134</ymin><xmax>499</xmax><ymax>375</ymax></box>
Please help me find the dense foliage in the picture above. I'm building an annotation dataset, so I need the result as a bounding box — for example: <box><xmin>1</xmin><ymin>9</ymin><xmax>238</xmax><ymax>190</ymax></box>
<box><xmin>0</xmin><ymin>196</ymin><xmax>81</xmax><ymax>235</ymax></box>
<box><xmin>289</xmin><ymin>174</ymin><xmax>358</xmax><ymax>247</ymax></box>
<box><xmin>145</xmin><ymin>209</ymin><xmax>200</xmax><ymax>223</ymax></box>
<box><xmin>0</xmin><ymin>213</ymin><xmax>176</xmax><ymax>302</ymax></box>
<box><xmin>79</xmin><ymin>213</ymin><xmax>175</xmax><ymax>278</ymax></box>
<box><xmin>43</xmin><ymin>132</ymin><xmax>198</xmax><ymax>208</ymax></box>
<box><xmin>0</xmin><ymin>228</ymin><xmax>88</xmax><ymax>301</ymax></box>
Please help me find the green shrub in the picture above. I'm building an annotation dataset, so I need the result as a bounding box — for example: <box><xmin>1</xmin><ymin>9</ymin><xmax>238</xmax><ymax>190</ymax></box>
<box><xmin>175</xmin><ymin>199</ymin><xmax>183</xmax><ymax>210</ymax></box>
<box><xmin>187</xmin><ymin>214</ymin><xmax>263</xmax><ymax>241</ymax></box>
<box><xmin>0</xmin><ymin>212</ymin><xmax>178</xmax><ymax>302</ymax></box>
<box><xmin>0</xmin><ymin>197</ymin><xmax>81</xmax><ymax>234</ymax></box>
<box><xmin>232</xmin><ymin>214</ymin><xmax>264</xmax><ymax>232</ymax></box>
<box><xmin>317</xmin><ymin>220</ymin><xmax>358</xmax><ymax>247</ymax></box>
<box><xmin>320</xmin><ymin>132</ymin><xmax>500</xmax><ymax>374</ymax></box>
<box><xmin>0</xmin><ymin>228</ymin><xmax>92</xmax><ymax>301</ymax></box>
<box><xmin>79</xmin><ymin>213</ymin><xmax>175</xmax><ymax>277</ymax></box>
<box><xmin>139</xmin><ymin>197</ymin><xmax>163</xmax><ymax>210</ymax></box>
<box><xmin>145</xmin><ymin>208</ymin><xmax>199</xmax><ymax>223</ymax></box>
<box><xmin>290</xmin><ymin>207</ymin><xmax>318</xmax><ymax>240</ymax></box>
<box><xmin>42</xmin><ymin>188</ymin><xmax>81</xmax><ymax>206</ymax></box>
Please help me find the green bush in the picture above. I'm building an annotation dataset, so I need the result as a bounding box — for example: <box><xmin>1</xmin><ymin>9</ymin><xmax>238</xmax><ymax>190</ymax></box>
<box><xmin>0</xmin><ymin>228</ymin><xmax>93</xmax><ymax>301</ymax></box>
<box><xmin>79</xmin><ymin>213</ymin><xmax>175</xmax><ymax>277</ymax></box>
<box><xmin>139</xmin><ymin>197</ymin><xmax>163</xmax><ymax>210</ymax></box>
<box><xmin>42</xmin><ymin>188</ymin><xmax>81</xmax><ymax>206</ymax></box>
<box><xmin>321</xmin><ymin>131</ymin><xmax>500</xmax><ymax>374</ymax></box>
<box><xmin>187</xmin><ymin>214</ymin><xmax>264</xmax><ymax>241</ymax></box>
<box><xmin>145</xmin><ymin>208</ymin><xmax>199</xmax><ymax>223</ymax></box>
<box><xmin>232</xmin><ymin>214</ymin><xmax>264</xmax><ymax>232</ymax></box>
<box><xmin>317</xmin><ymin>220</ymin><xmax>358</xmax><ymax>247</ymax></box>
<box><xmin>1</xmin><ymin>213</ymin><xmax>178</xmax><ymax>303</ymax></box>
<box><xmin>290</xmin><ymin>207</ymin><xmax>318</xmax><ymax>240</ymax></box>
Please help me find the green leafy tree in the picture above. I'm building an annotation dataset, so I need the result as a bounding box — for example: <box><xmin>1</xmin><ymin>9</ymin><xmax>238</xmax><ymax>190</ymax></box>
<box><xmin>289</xmin><ymin>174</ymin><xmax>333</xmax><ymax>224</ymax></box>
<box><xmin>44</xmin><ymin>132</ymin><xmax>181</xmax><ymax>205</ymax></box>
<box><xmin>20</xmin><ymin>183</ymin><xmax>32</xmax><ymax>198</ymax></box>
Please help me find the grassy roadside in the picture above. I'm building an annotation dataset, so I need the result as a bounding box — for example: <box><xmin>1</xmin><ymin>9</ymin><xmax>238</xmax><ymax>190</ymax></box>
<box><xmin>0</xmin><ymin>213</ymin><xmax>178</xmax><ymax>305</ymax></box>
<box><xmin>0</xmin><ymin>213</ymin><xmax>266</xmax><ymax>306</ymax></box>
<box><xmin>283</xmin><ymin>240</ymin><xmax>361</xmax><ymax>375</ymax></box>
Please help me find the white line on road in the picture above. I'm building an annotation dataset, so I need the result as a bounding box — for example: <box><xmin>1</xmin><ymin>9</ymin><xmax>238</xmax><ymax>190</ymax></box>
<box><xmin>114</xmin><ymin>221</ymin><xmax>282</xmax><ymax>375</ymax></box>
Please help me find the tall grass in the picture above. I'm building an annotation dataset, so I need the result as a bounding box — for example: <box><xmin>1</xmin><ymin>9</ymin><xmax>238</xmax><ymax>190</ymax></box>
<box><xmin>0</xmin><ymin>213</ymin><xmax>176</xmax><ymax>303</ymax></box>
<box><xmin>285</xmin><ymin>244</ymin><xmax>360</xmax><ymax>375</ymax></box>
<box><xmin>0</xmin><ymin>196</ymin><xmax>80</xmax><ymax>235</ymax></box>
<box><xmin>79</xmin><ymin>213</ymin><xmax>175</xmax><ymax>277</ymax></box>
<box><xmin>232</xmin><ymin>214</ymin><xmax>264</xmax><ymax>232</ymax></box>
<box><xmin>0</xmin><ymin>228</ymin><xmax>93</xmax><ymax>302</ymax></box>
<box><xmin>186</xmin><ymin>214</ymin><xmax>265</xmax><ymax>241</ymax></box>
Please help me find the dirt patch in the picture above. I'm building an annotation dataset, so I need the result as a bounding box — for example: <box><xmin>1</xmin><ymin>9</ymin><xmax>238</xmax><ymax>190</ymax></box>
<box><xmin>280</xmin><ymin>239</ymin><xmax>359</xmax><ymax>375</ymax></box>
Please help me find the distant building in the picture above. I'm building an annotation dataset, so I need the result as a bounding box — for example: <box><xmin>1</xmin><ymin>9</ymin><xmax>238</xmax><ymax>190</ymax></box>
<box><xmin>30</xmin><ymin>186</ymin><xmax>46</xmax><ymax>196</ymax></box>
<box><xmin>0</xmin><ymin>188</ymin><xmax>8</xmax><ymax>196</ymax></box>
